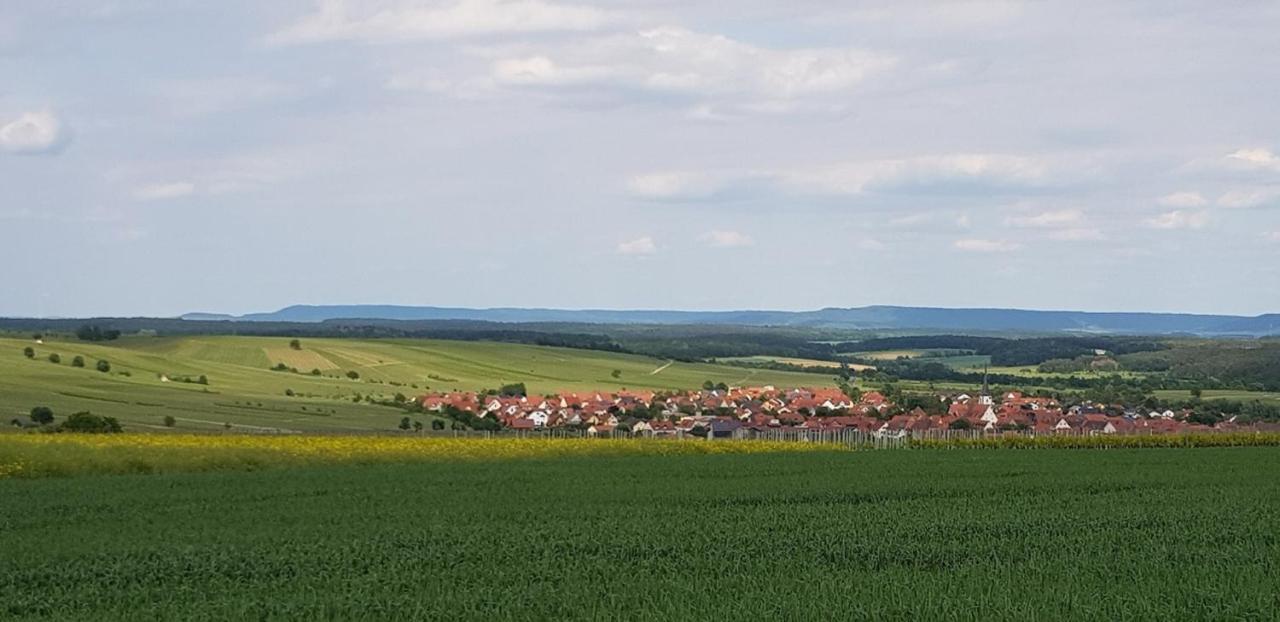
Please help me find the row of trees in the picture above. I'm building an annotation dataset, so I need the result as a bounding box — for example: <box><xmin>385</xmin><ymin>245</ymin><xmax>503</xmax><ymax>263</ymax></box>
<box><xmin>23</xmin><ymin>347</ymin><xmax>111</xmax><ymax>372</ymax></box>
<box><xmin>14</xmin><ymin>407</ymin><xmax>123</xmax><ymax>433</ymax></box>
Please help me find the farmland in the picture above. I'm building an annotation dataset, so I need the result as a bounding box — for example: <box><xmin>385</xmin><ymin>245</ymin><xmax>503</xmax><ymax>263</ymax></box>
<box><xmin>0</xmin><ymin>335</ymin><xmax>836</xmax><ymax>433</ymax></box>
<box><xmin>3</xmin><ymin>446</ymin><xmax>1278</xmax><ymax>620</ymax></box>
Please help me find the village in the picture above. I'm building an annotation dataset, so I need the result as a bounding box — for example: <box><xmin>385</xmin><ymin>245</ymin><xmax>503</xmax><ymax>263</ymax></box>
<box><xmin>416</xmin><ymin>383</ymin><xmax>1278</xmax><ymax>439</ymax></box>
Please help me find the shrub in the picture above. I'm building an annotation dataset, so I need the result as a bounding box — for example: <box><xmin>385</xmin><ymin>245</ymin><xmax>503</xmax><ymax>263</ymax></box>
<box><xmin>30</xmin><ymin>406</ymin><xmax>54</xmax><ymax>425</ymax></box>
<box><xmin>311</xmin><ymin>368</ymin><xmax>321</xmax><ymax>376</ymax></box>
<box><xmin>96</xmin><ymin>359</ymin><xmax>111</xmax><ymax>373</ymax></box>
<box><xmin>431</xmin><ymin>420</ymin><xmax>445</xmax><ymax>431</ymax></box>
<box><xmin>289</xmin><ymin>339</ymin><xmax>302</xmax><ymax>350</ymax></box>
<box><xmin>346</xmin><ymin>371</ymin><xmax>360</xmax><ymax>380</ymax></box>
<box><xmin>23</xmin><ymin>346</ymin><xmax>35</xmax><ymax>359</ymax></box>
<box><xmin>59</xmin><ymin>411</ymin><xmax>123</xmax><ymax>433</ymax></box>
<box><xmin>197</xmin><ymin>375</ymin><xmax>208</xmax><ymax>385</ymax></box>
<box><xmin>48</xmin><ymin>353</ymin><xmax>61</xmax><ymax>364</ymax></box>
<box><xmin>399</xmin><ymin>417</ymin><xmax>412</xmax><ymax>430</ymax></box>
<box><xmin>285</xmin><ymin>388</ymin><xmax>295</xmax><ymax>397</ymax></box>
<box><xmin>71</xmin><ymin>355</ymin><xmax>85</xmax><ymax>367</ymax></box>
<box><xmin>163</xmin><ymin>415</ymin><xmax>176</xmax><ymax>427</ymax></box>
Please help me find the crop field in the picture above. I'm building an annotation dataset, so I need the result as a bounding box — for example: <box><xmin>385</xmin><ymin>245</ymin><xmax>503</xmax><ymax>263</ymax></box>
<box><xmin>0</xmin><ymin>336</ymin><xmax>836</xmax><ymax>433</ymax></box>
<box><xmin>2</xmin><ymin>446</ymin><xmax>1278</xmax><ymax>620</ymax></box>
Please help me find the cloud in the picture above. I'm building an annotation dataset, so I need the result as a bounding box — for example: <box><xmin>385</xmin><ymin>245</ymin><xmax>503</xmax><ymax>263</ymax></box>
<box><xmin>397</xmin><ymin>26</ymin><xmax>894</xmax><ymax>114</ymax></box>
<box><xmin>1225</xmin><ymin>148</ymin><xmax>1280</xmax><ymax>172</ymax></box>
<box><xmin>0</xmin><ymin>110</ymin><xmax>69</xmax><ymax>155</ymax></box>
<box><xmin>954</xmin><ymin>238</ymin><xmax>1021</xmax><ymax>252</ymax></box>
<box><xmin>628</xmin><ymin>153</ymin><xmax>1055</xmax><ymax>202</ymax></box>
<box><xmin>1264</xmin><ymin>231</ymin><xmax>1280</xmax><ymax>242</ymax></box>
<box><xmin>1005</xmin><ymin>208</ymin><xmax>1083</xmax><ymax>228</ymax></box>
<box><xmin>1047</xmin><ymin>228</ymin><xmax>1105</xmax><ymax>241</ymax></box>
<box><xmin>133</xmin><ymin>182</ymin><xmax>196</xmax><ymax>201</ymax></box>
<box><xmin>1157</xmin><ymin>192</ymin><xmax>1207</xmax><ymax>208</ymax></box>
<box><xmin>1216</xmin><ymin>189</ymin><xmax>1278</xmax><ymax>209</ymax></box>
<box><xmin>270</xmin><ymin>0</ymin><xmax>607</xmax><ymax>44</ymax></box>
<box><xmin>1144</xmin><ymin>210</ymin><xmax>1208</xmax><ymax>230</ymax></box>
<box><xmin>700</xmin><ymin>230</ymin><xmax>754</xmax><ymax>248</ymax></box>
<box><xmin>616</xmin><ymin>236</ymin><xmax>656</xmax><ymax>255</ymax></box>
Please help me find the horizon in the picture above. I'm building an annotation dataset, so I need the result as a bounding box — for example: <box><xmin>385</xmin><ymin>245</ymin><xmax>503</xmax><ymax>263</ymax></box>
<box><xmin>3</xmin><ymin>2</ymin><xmax>1278</xmax><ymax>317</ymax></box>
<box><xmin>5</xmin><ymin>300</ymin><xmax>1275</xmax><ymax>321</ymax></box>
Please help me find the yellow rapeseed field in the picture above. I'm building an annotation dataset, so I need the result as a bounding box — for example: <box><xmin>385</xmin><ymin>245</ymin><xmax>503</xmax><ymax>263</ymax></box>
<box><xmin>0</xmin><ymin>433</ymin><xmax>836</xmax><ymax>479</ymax></box>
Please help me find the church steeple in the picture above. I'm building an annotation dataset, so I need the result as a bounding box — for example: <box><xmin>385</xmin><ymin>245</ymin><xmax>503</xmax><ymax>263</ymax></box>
<box><xmin>979</xmin><ymin>365</ymin><xmax>993</xmax><ymax>405</ymax></box>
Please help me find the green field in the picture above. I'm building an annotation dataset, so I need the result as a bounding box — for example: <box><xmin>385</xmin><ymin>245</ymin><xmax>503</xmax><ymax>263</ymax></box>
<box><xmin>1154</xmin><ymin>389</ymin><xmax>1280</xmax><ymax>404</ymax></box>
<box><xmin>0</xmin><ymin>336</ymin><xmax>836</xmax><ymax>432</ymax></box>
<box><xmin>2</xmin><ymin>447</ymin><xmax>1277</xmax><ymax>620</ymax></box>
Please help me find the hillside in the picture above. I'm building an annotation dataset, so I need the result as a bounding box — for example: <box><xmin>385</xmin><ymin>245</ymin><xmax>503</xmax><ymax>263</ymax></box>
<box><xmin>0</xmin><ymin>336</ymin><xmax>836</xmax><ymax>433</ymax></box>
<box><xmin>180</xmin><ymin>304</ymin><xmax>1277</xmax><ymax>335</ymax></box>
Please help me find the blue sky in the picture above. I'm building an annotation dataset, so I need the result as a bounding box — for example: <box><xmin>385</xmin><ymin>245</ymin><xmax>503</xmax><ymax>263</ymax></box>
<box><xmin>2</xmin><ymin>1</ymin><xmax>1278</xmax><ymax>317</ymax></box>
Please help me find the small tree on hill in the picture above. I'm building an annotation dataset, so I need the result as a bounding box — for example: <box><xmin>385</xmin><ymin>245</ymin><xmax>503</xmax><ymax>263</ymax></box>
<box><xmin>197</xmin><ymin>375</ymin><xmax>208</xmax><ymax>385</ymax></box>
<box><xmin>346</xmin><ymin>371</ymin><xmax>360</xmax><ymax>380</ymax></box>
<box><xmin>431</xmin><ymin>419</ymin><xmax>445</xmax><ymax>431</ymax></box>
<box><xmin>163</xmin><ymin>415</ymin><xmax>176</xmax><ymax>427</ymax></box>
<box><xmin>289</xmin><ymin>339</ymin><xmax>302</xmax><ymax>350</ymax></box>
<box><xmin>71</xmin><ymin>355</ymin><xmax>85</xmax><ymax>368</ymax></box>
<box><xmin>30</xmin><ymin>406</ymin><xmax>54</xmax><ymax>425</ymax></box>
<box><xmin>96</xmin><ymin>359</ymin><xmax>111</xmax><ymax>373</ymax></box>
<box><xmin>23</xmin><ymin>346</ymin><xmax>35</xmax><ymax>359</ymax></box>
<box><xmin>48</xmin><ymin>353</ymin><xmax>61</xmax><ymax>364</ymax></box>
<box><xmin>413</xmin><ymin>420</ymin><xmax>423</xmax><ymax>432</ymax></box>
<box><xmin>399</xmin><ymin>416</ymin><xmax>412</xmax><ymax>430</ymax></box>
<box><xmin>611</xmin><ymin>369</ymin><xmax>622</xmax><ymax>379</ymax></box>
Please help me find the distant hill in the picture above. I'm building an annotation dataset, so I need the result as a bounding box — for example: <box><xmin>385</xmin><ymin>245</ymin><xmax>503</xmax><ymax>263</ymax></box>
<box><xmin>180</xmin><ymin>304</ymin><xmax>1279</xmax><ymax>336</ymax></box>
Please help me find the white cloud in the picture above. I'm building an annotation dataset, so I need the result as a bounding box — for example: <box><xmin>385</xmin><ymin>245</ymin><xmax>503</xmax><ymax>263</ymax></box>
<box><xmin>616</xmin><ymin>236</ymin><xmax>656</xmax><ymax>255</ymax></box>
<box><xmin>0</xmin><ymin>110</ymin><xmax>68</xmax><ymax>154</ymax></box>
<box><xmin>1216</xmin><ymin>189</ymin><xmax>1278</xmax><ymax>209</ymax></box>
<box><xmin>1144</xmin><ymin>210</ymin><xmax>1208</xmax><ymax>230</ymax></box>
<box><xmin>399</xmin><ymin>26</ymin><xmax>895</xmax><ymax>114</ymax></box>
<box><xmin>628</xmin><ymin>153</ymin><xmax>1054</xmax><ymax>202</ymax></box>
<box><xmin>1225</xmin><ymin>148</ymin><xmax>1280</xmax><ymax>172</ymax></box>
<box><xmin>133</xmin><ymin>182</ymin><xmax>196</xmax><ymax>201</ymax></box>
<box><xmin>270</xmin><ymin>0</ymin><xmax>607</xmax><ymax>45</ymax></box>
<box><xmin>1157</xmin><ymin>192</ymin><xmax>1207</xmax><ymax>208</ymax></box>
<box><xmin>700</xmin><ymin>230</ymin><xmax>754</xmax><ymax>248</ymax></box>
<box><xmin>954</xmin><ymin>238</ymin><xmax>1021</xmax><ymax>252</ymax></box>
<box><xmin>1048</xmin><ymin>228</ymin><xmax>1105</xmax><ymax>241</ymax></box>
<box><xmin>1263</xmin><ymin>231</ymin><xmax>1280</xmax><ymax>242</ymax></box>
<box><xmin>1005</xmin><ymin>208</ymin><xmax>1083</xmax><ymax>228</ymax></box>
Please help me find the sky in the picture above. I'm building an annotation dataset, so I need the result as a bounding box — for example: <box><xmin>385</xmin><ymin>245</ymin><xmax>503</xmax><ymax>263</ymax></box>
<box><xmin>2</xmin><ymin>0</ymin><xmax>1279</xmax><ymax>318</ymax></box>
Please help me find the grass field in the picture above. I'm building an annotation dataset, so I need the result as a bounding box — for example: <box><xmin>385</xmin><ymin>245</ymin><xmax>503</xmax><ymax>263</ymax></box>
<box><xmin>719</xmin><ymin>355</ymin><xmax>875</xmax><ymax>370</ymax></box>
<box><xmin>1154</xmin><ymin>389</ymin><xmax>1280</xmax><ymax>404</ymax></box>
<box><xmin>0</xmin><ymin>336</ymin><xmax>836</xmax><ymax>433</ymax></box>
<box><xmin>2</xmin><ymin>447</ymin><xmax>1277</xmax><ymax>620</ymax></box>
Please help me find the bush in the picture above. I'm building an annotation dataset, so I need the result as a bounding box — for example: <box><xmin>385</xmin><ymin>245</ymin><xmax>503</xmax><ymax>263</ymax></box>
<box><xmin>289</xmin><ymin>339</ymin><xmax>302</xmax><ymax>350</ymax></box>
<box><xmin>399</xmin><ymin>417</ymin><xmax>412</xmax><ymax>430</ymax></box>
<box><xmin>23</xmin><ymin>346</ymin><xmax>35</xmax><ymax>359</ymax></box>
<box><xmin>346</xmin><ymin>371</ymin><xmax>360</xmax><ymax>380</ymax></box>
<box><xmin>310</xmin><ymin>368</ymin><xmax>321</xmax><ymax>376</ymax></box>
<box><xmin>431</xmin><ymin>420</ymin><xmax>445</xmax><ymax>431</ymax></box>
<box><xmin>30</xmin><ymin>406</ymin><xmax>54</xmax><ymax>425</ymax></box>
<box><xmin>96</xmin><ymin>359</ymin><xmax>111</xmax><ymax>373</ymax></box>
<box><xmin>163</xmin><ymin>415</ymin><xmax>176</xmax><ymax>427</ymax></box>
<box><xmin>48</xmin><ymin>353</ymin><xmax>62</xmax><ymax>364</ymax></box>
<box><xmin>59</xmin><ymin>411</ymin><xmax>123</xmax><ymax>433</ymax></box>
<box><xmin>71</xmin><ymin>355</ymin><xmax>85</xmax><ymax>368</ymax></box>
<box><xmin>285</xmin><ymin>388</ymin><xmax>295</xmax><ymax>397</ymax></box>
<box><xmin>197</xmin><ymin>375</ymin><xmax>208</xmax><ymax>385</ymax></box>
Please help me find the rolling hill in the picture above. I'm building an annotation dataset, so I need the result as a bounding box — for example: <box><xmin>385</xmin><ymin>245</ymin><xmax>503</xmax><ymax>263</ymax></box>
<box><xmin>0</xmin><ymin>335</ymin><xmax>836</xmax><ymax>433</ymax></box>
<box><xmin>181</xmin><ymin>304</ymin><xmax>1278</xmax><ymax>335</ymax></box>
